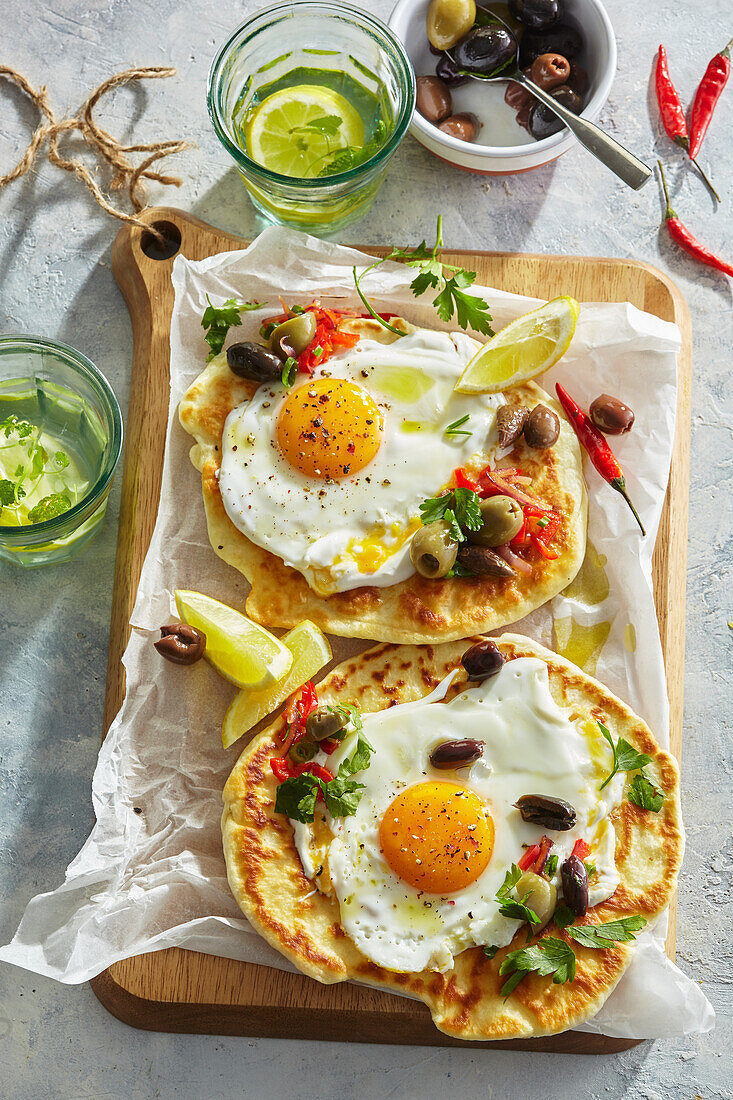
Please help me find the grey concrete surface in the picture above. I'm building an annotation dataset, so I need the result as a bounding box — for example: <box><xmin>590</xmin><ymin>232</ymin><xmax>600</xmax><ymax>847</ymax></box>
<box><xmin>0</xmin><ymin>1</ymin><xmax>731</xmax><ymax>1097</ymax></box>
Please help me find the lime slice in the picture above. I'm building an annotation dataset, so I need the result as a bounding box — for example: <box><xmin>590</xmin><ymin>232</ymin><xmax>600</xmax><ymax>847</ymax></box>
<box><xmin>455</xmin><ymin>297</ymin><xmax>580</xmax><ymax>395</ymax></box>
<box><xmin>175</xmin><ymin>590</ymin><xmax>292</xmax><ymax>690</ymax></box>
<box><xmin>222</xmin><ymin>620</ymin><xmax>332</xmax><ymax>749</ymax></box>
<box><xmin>245</xmin><ymin>84</ymin><xmax>364</xmax><ymax>179</ymax></box>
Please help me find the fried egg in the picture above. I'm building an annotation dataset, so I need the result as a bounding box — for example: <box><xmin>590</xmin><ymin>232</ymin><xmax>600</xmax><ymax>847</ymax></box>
<box><xmin>293</xmin><ymin>658</ymin><xmax>625</xmax><ymax>974</ymax></box>
<box><xmin>217</xmin><ymin>328</ymin><xmax>504</xmax><ymax>596</ymax></box>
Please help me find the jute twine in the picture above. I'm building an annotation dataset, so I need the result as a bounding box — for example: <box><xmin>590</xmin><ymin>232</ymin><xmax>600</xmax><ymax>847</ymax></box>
<box><xmin>0</xmin><ymin>65</ymin><xmax>191</xmax><ymax>240</ymax></box>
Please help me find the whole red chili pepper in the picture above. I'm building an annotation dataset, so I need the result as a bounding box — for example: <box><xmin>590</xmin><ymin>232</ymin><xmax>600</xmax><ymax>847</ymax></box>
<box><xmin>655</xmin><ymin>45</ymin><xmax>720</xmax><ymax>203</ymax></box>
<box><xmin>690</xmin><ymin>37</ymin><xmax>733</xmax><ymax>159</ymax></box>
<box><xmin>555</xmin><ymin>383</ymin><xmax>645</xmax><ymax>535</ymax></box>
<box><xmin>657</xmin><ymin>161</ymin><xmax>733</xmax><ymax>277</ymax></box>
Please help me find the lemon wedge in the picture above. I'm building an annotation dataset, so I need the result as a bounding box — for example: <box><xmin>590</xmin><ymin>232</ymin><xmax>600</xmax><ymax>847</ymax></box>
<box><xmin>245</xmin><ymin>85</ymin><xmax>364</xmax><ymax>179</ymax></box>
<box><xmin>175</xmin><ymin>590</ymin><xmax>292</xmax><ymax>691</ymax></box>
<box><xmin>454</xmin><ymin>296</ymin><xmax>580</xmax><ymax>394</ymax></box>
<box><xmin>221</xmin><ymin>620</ymin><xmax>332</xmax><ymax>749</ymax></box>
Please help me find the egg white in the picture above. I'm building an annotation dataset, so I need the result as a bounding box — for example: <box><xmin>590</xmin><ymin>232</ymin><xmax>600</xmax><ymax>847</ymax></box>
<box><xmin>293</xmin><ymin>658</ymin><xmax>624</xmax><ymax>975</ymax></box>
<box><xmin>217</xmin><ymin>328</ymin><xmax>504</xmax><ymax>595</ymax></box>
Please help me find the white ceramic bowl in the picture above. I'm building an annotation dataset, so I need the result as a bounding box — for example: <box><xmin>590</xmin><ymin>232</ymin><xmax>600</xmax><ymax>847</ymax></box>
<box><xmin>388</xmin><ymin>0</ymin><xmax>616</xmax><ymax>175</ymax></box>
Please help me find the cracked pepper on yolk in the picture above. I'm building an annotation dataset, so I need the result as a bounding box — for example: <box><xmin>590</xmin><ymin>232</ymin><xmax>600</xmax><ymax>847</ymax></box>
<box><xmin>379</xmin><ymin>781</ymin><xmax>494</xmax><ymax>894</ymax></box>
<box><xmin>276</xmin><ymin>377</ymin><xmax>383</xmax><ymax>480</ymax></box>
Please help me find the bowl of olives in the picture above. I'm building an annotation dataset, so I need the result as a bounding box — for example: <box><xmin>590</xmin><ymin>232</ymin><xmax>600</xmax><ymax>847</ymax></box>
<box><xmin>389</xmin><ymin>0</ymin><xmax>616</xmax><ymax>174</ymax></box>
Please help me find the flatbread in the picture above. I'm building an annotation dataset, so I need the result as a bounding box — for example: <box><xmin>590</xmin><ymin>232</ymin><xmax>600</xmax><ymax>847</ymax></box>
<box><xmin>221</xmin><ymin>634</ymin><xmax>682</xmax><ymax>1041</ymax></box>
<box><xmin>179</xmin><ymin>319</ymin><xmax>587</xmax><ymax>643</ymax></box>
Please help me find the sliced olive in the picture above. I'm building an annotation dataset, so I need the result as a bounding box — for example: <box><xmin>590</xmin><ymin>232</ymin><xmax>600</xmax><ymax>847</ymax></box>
<box><xmin>468</xmin><ymin>496</ymin><xmax>524</xmax><ymax>548</ymax></box>
<box><xmin>430</xmin><ymin>738</ymin><xmax>484</xmax><ymax>769</ymax></box>
<box><xmin>289</xmin><ymin>738</ymin><xmax>318</xmax><ymax>764</ymax></box>
<box><xmin>515</xmin><ymin>793</ymin><xmax>577</xmax><ymax>830</ymax></box>
<box><xmin>516</xmin><ymin>871</ymin><xmax>557</xmax><ymax>931</ymax></box>
<box><xmin>305</xmin><ymin>705</ymin><xmax>347</xmax><ymax>742</ymax></box>
<box><xmin>524</xmin><ymin>404</ymin><xmax>560</xmax><ymax>448</ymax></box>
<box><xmin>456</xmin><ymin>543</ymin><xmax>516</xmax><ymax>577</ymax></box>
<box><xmin>426</xmin><ymin>0</ymin><xmax>477</xmax><ymax>51</ymax></box>
<box><xmin>226</xmin><ymin>341</ymin><xmax>284</xmax><ymax>383</ymax></box>
<box><xmin>411</xmin><ymin>521</ymin><xmax>458</xmax><ymax>579</ymax></box>
<box><xmin>560</xmin><ymin>854</ymin><xmax>588</xmax><ymax>917</ymax></box>
<box><xmin>461</xmin><ymin>638</ymin><xmax>505</xmax><ymax>680</ymax></box>
<box><xmin>496</xmin><ymin>403</ymin><xmax>529</xmax><ymax>448</ymax></box>
<box><xmin>270</xmin><ymin>312</ymin><xmax>317</xmax><ymax>361</ymax></box>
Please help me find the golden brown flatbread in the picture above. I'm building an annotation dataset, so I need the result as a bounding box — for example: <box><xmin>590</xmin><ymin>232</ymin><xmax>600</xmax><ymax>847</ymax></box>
<box><xmin>221</xmin><ymin>634</ymin><xmax>682</xmax><ymax>1041</ymax></box>
<box><xmin>179</xmin><ymin>319</ymin><xmax>587</xmax><ymax>644</ymax></box>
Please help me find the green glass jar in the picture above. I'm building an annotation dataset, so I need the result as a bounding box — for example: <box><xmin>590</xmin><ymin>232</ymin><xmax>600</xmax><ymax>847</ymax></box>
<box><xmin>0</xmin><ymin>336</ymin><xmax>122</xmax><ymax>567</ymax></box>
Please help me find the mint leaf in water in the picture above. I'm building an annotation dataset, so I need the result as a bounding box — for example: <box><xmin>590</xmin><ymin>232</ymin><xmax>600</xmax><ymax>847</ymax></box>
<box><xmin>27</xmin><ymin>492</ymin><xmax>71</xmax><ymax>523</ymax></box>
<box><xmin>0</xmin><ymin>479</ymin><xmax>16</xmax><ymax>507</ymax></box>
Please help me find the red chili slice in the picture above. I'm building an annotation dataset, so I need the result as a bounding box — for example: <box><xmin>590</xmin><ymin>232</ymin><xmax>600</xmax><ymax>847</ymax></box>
<box><xmin>270</xmin><ymin>757</ymin><xmax>292</xmax><ymax>782</ymax></box>
<box><xmin>571</xmin><ymin>838</ymin><xmax>592</xmax><ymax>861</ymax></box>
<box><xmin>518</xmin><ymin>843</ymin><xmax>541</xmax><ymax>871</ymax></box>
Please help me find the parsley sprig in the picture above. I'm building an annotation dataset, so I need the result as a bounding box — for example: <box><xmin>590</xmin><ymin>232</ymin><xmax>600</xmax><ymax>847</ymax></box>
<box><xmin>353</xmin><ymin>215</ymin><xmax>494</xmax><ymax>340</ymax></box>
<box><xmin>495</xmin><ymin>864</ymin><xmax>541</xmax><ymax>927</ymax></box>
<box><xmin>0</xmin><ymin>415</ymin><xmax>73</xmax><ymax>524</ymax></box>
<box><xmin>597</xmin><ymin>721</ymin><xmax>664</xmax><ymax>812</ymax></box>
<box><xmin>419</xmin><ymin>487</ymin><xmax>482</xmax><ymax>543</ymax></box>
<box><xmin>275</xmin><ymin>714</ymin><xmax>374</xmax><ymax>824</ymax></box>
<box><xmin>201</xmin><ymin>296</ymin><xmax>263</xmax><ymax>361</ymax></box>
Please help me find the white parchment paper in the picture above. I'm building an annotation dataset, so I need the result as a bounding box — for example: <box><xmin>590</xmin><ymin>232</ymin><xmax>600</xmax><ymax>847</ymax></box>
<box><xmin>0</xmin><ymin>227</ymin><xmax>714</xmax><ymax>1038</ymax></box>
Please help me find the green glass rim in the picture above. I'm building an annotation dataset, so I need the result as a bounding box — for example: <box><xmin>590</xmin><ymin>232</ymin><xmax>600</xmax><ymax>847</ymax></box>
<box><xmin>207</xmin><ymin>0</ymin><xmax>416</xmax><ymax>188</ymax></box>
<box><xmin>0</xmin><ymin>334</ymin><xmax>123</xmax><ymax>541</ymax></box>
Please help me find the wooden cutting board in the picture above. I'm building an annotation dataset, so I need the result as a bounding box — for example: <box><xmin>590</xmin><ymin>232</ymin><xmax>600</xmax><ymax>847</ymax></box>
<box><xmin>91</xmin><ymin>207</ymin><xmax>691</xmax><ymax>1053</ymax></box>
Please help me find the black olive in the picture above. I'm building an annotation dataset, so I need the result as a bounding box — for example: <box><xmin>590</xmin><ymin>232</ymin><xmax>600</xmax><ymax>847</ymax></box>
<box><xmin>453</xmin><ymin>24</ymin><xmax>517</xmax><ymax>77</ymax></box>
<box><xmin>509</xmin><ymin>0</ymin><xmax>562</xmax><ymax>31</ymax></box>
<box><xmin>514</xmin><ymin>794</ymin><xmax>577</xmax><ymax>830</ymax></box>
<box><xmin>461</xmin><ymin>638</ymin><xmax>506</xmax><ymax>680</ymax></box>
<box><xmin>226</xmin><ymin>341</ymin><xmax>283</xmax><ymax>382</ymax></box>
<box><xmin>560</xmin><ymin>854</ymin><xmax>589</xmax><ymax>917</ymax></box>
<box><xmin>435</xmin><ymin>51</ymin><xmax>471</xmax><ymax>87</ymax></box>
<box><xmin>519</xmin><ymin>22</ymin><xmax>583</xmax><ymax>67</ymax></box>
<box><xmin>527</xmin><ymin>85</ymin><xmax>583</xmax><ymax>140</ymax></box>
<box><xmin>430</xmin><ymin>738</ymin><xmax>484</xmax><ymax>769</ymax></box>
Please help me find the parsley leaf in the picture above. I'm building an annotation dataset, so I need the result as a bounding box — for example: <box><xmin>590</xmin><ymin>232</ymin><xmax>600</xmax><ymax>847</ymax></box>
<box><xmin>552</xmin><ymin>903</ymin><xmax>576</xmax><ymax>929</ymax></box>
<box><xmin>201</xmin><ymin>296</ymin><xmax>263</xmax><ymax>361</ymax></box>
<box><xmin>274</xmin><ymin>774</ymin><xmax>319</xmax><ymax>823</ymax></box>
<box><xmin>320</xmin><ymin>777</ymin><xmax>366</xmax><ymax>818</ymax></box>
<box><xmin>337</xmin><ymin>730</ymin><xmax>374</xmax><ymax>778</ymax></box>
<box><xmin>627</xmin><ymin>774</ymin><xmax>664</xmax><ymax>812</ymax></box>
<box><xmin>598</xmin><ymin>722</ymin><xmax>652</xmax><ymax>790</ymax></box>
<box><xmin>498</xmin><ymin>895</ymin><xmax>541</xmax><ymax>927</ymax></box>
<box><xmin>496</xmin><ymin>864</ymin><xmax>522</xmax><ymax>900</ymax></box>
<box><xmin>565</xmin><ymin>915</ymin><xmax>647</xmax><ymax>949</ymax></box>
<box><xmin>499</xmin><ymin>938</ymin><xmax>576</xmax><ymax>997</ymax></box>
<box><xmin>0</xmin><ymin>479</ymin><xmax>16</xmax><ymax>507</ymax></box>
<box><xmin>27</xmin><ymin>492</ymin><xmax>71</xmax><ymax>523</ymax></box>
<box><xmin>419</xmin><ymin>488</ymin><xmax>482</xmax><ymax>543</ymax></box>
<box><xmin>444</xmin><ymin>414</ymin><xmax>472</xmax><ymax>438</ymax></box>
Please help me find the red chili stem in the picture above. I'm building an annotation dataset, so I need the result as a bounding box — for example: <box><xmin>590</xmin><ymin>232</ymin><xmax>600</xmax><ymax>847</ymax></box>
<box><xmin>657</xmin><ymin>162</ymin><xmax>733</xmax><ymax>278</ymax></box>
<box><xmin>555</xmin><ymin>382</ymin><xmax>645</xmax><ymax>535</ymax></box>
<box><xmin>689</xmin><ymin>37</ymin><xmax>733</xmax><ymax>159</ymax></box>
<box><xmin>655</xmin><ymin>45</ymin><xmax>720</xmax><ymax>202</ymax></box>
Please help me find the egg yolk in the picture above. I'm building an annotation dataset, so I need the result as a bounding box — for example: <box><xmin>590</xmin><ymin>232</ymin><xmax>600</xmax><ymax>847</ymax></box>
<box><xmin>379</xmin><ymin>781</ymin><xmax>494</xmax><ymax>894</ymax></box>
<box><xmin>276</xmin><ymin>378</ymin><xmax>383</xmax><ymax>480</ymax></box>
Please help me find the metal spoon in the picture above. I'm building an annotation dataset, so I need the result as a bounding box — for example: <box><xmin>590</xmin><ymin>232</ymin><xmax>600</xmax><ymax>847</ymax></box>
<box><xmin>447</xmin><ymin>18</ymin><xmax>652</xmax><ymax>191</ymax></box>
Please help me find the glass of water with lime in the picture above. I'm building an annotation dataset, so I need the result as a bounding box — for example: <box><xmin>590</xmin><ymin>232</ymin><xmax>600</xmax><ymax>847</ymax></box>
<box><xmin>208</xmin><ymin>1</ymin><xmax>415</xmax><ymax>233</ymax></box>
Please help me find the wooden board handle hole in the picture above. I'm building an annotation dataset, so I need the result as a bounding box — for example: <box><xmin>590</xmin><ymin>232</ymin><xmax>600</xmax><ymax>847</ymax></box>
<box><xmin>140</xmin><ymin>220</ymin><xmax>182</xmax><ymax>261</ymax></box>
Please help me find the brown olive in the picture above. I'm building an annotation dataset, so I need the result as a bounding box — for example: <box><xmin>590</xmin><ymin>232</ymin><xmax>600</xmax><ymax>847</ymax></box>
<box><xmin>504</xmin><ymin>80</ymin><xmax>534</xmax><ymax>112</ymax></box>
<box><xmin>416</xmin><ymin>75</ymin><xmax>453</xmax><ymax>124</ymax></box>
<box><xmin>438</xmin><ymin>112</ymin><xmax>481</xmax><ymax>142</ymax></box>
<box><xmin>461</xmin><ymin>638</ymin><xmax>505</xmax><ymax>680</ymax></box>
<box><xmin>468</xmin><ymin>496</ymin><xmax>524</xmax><ymax>548</ymax></box>
<box><xmin>515</xmin><ymin>793</ymin><xmax>577</xmax><ymax>830</ymax></box>
<box><xmin>430</xmin><ymin>738</ymin><xmax>484</xmax><ymax>769</ymax></box>
<box><xmin>496</xmin><ymin>403</ymin><xmax>530</xmax><ymax>448</ymax></box>
<box><xmin>289</xmin><ymin>738</ymin><xmax>318</xmax><ymax>764</ymax></box>
<box><xmin>411</xmin><ymin>521</ymin><xmax>458</xmax><ymax>578</ymax></box>
<box><xmin>305</xmin><ymin>705</ymin><xmax>347</xmax><ymax>742</ymax></box>
<box><xmin>589</xmin><ymin>393</ymin><xmax>635</xmax><ymax>435</ymax></box>
<box><xmin>426</xmin><ymin>0</ymin><xmax>476</xmax><ymax>51</ymax></box>
<box><xmin>530</xmin><ymin>52</ymin><xmax>571</xmax><ymax>90</ymax></box>
<box><xmin>566</xmin><ymin>60</ymin><xmax>590</xmax><ymax>97</ymax></box>
<box><xmin>154</xmin><ymin>623</ymin><xmax>206</xmax><ymax>665</ymax></box>
<box><xmin>270</xmin><ymin>312</ymin><xmax>317</xmax><ymax>361</ymax></box>
<box><xmin>524</xmin><ymin>404</ymin><xmax>560</xmax><ymax>448</ymax></box>
<box><xmin>561</xmin><ymin>854</ymin><xmax>588</xmax><ymax>917</ymax></box>
<box><xmin>516</xmin><ymin>871</ymin><xmax>557</xmax><ymax>931</ymax></box>
<box><xmin>457</xmin><ymin>543</ymin><xmax>516</xmax><ymax>577</ymax></box>
<box><xmin>227</xmin><ymin>341</ymin><xmax>283</xmax><ymax>383</ymax></box>
<box><xmin>516</xmin><ymin>101</ymin><xmax>533</xmax><ymax>130</ymax></box>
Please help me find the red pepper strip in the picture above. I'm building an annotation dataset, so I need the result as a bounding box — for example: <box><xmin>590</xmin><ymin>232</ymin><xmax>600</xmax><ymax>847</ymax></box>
<box><xmin>655</xmin><ymin>45</ymin><xmax>720</xmax><ymax>202</ymax></box>
<box><xmin>479</xmin><ymin>468</ymin><xmax>547</xmax><ymax>510</ymax></box>
<box><xmin>531</xmin><ymin>534</ymin><xmax>559</xmax><ymax>560</ymax></box>
<box><xmin>532</xmin><ymin>835</ymin><xmax>554</xmax><ymax>874</ymax></box>
<box><xmin>319</xmin><ymin>737</ymin><xmax>340</xmax><ymax>755</ymax></box>
<box><xmin>555</xmin><ymin>382</ymin><xmax>646</xmax><ymax>536</ymax></box>
<box><xmin>657</xmin><ymin>162</ymin><xmax>733</xmax><ymax>278</ymax></box>
<box><xmin>690</xmin><ymin>37</ymin><xmax>733</xmax><ymax>159</ymax></box>
<box><xmin>453</xmin><ymin>466</ymin><xmax>480</xmax><ymax>491</ymax></box>
<box><xmin>292</xmin><ymin>762</ymin><xmax>334</xmax><ymax>783</ymax></box>
<box><xmin>280</xmin><ymin>681</ymin><xmax>319</xmax><ymax>754</ymax></box>
<box><xmin>270</xmin><ymin>757</ymin><xmax>292</xmax><ymax>782</ymax></box>
<box><xmin>518</xmin><ymin>844</ymin><xmax>541</xmax><ymax>871</ymax></box>
<box><xmin>572</xmin><ymin>838</ymin><xmax>592</xmax><ymax>861</ymax></box>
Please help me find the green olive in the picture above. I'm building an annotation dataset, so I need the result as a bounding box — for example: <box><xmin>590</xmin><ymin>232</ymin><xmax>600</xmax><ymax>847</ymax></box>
<box><xmin>410</xmin><ymin>521</ymin><xmax>458</xmax><ymax>579</ymax></box>
<box><xmin>516</xmin><ymin>871</ymin><xmax>557</xmax><ymax>931</ymax></box>
<box><xmin>289</xmin><ymin>738</ymin><xmax>318</xmax><ymax>765</ymax></box>
<box><xmin>468</xmin><ymin>495</ymin><xmax>524</xmax><ymax>547</ymax></box>
<box><xmin>427</xmin><ymin>0</ymin><xmax>477</xmax><ymax>51</ymax></box>
<box><xmin>305</xmin><ymin>706</ymin><xmax>347</xmax><ymax>742</ymax></box>
<box><xmin>270</xmin><ymin>312</ymin><xmax>317</xmax><ymax>361</ymax></box>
